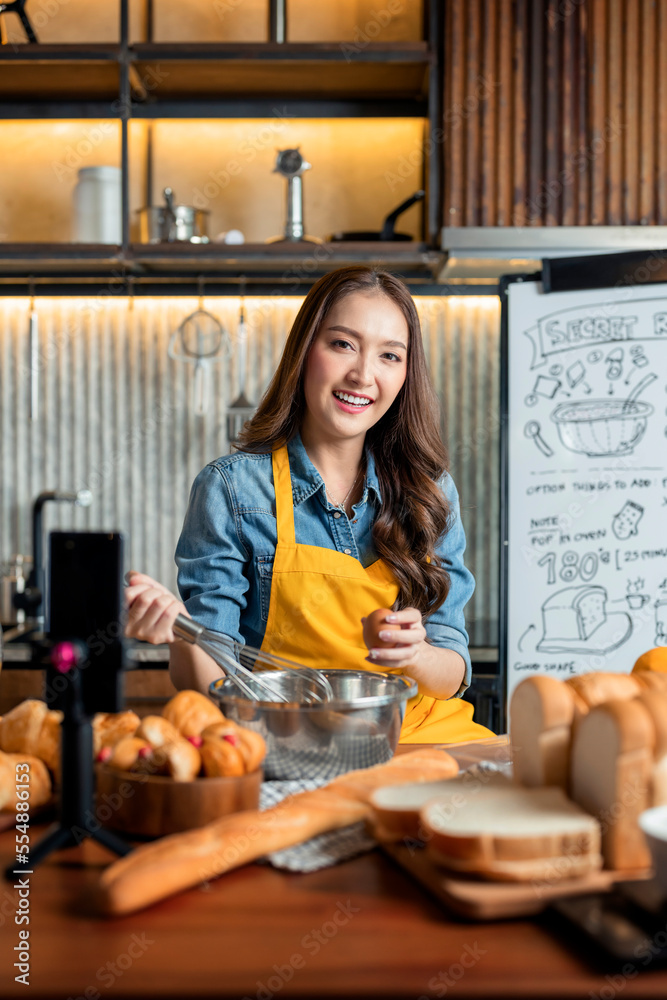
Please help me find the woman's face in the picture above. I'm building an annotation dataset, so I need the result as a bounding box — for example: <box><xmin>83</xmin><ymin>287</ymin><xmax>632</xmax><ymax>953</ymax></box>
<box><xmin>302</xmin><ymin>290</ymin><xmax>409</xmax><ymax>446</ymax></box>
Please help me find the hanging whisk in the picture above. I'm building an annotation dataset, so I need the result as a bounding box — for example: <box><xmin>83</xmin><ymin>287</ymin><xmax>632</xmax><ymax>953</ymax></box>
<box><xmin>173</xmin><ymin>614</ymin><xmax>334</xmax><ymax>705</ymax></box>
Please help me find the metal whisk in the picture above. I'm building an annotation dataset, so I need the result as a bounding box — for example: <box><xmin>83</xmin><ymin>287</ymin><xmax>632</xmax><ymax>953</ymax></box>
<box><xmin>172</xmin><ymin>614</ymin><xmax>333</xmax><ymax>705</ymax></box>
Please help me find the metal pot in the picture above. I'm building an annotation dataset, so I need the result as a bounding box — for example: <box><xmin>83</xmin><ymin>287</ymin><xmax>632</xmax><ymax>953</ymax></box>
<box><xmin>0</xmin><ymin>555</ymin><xmax>32</xmax><ymax>625</ymax></box>
<box><xmin>136</xmin><ymin>187</ymin><xmax>210</xmax><ymax>244</ymax></box>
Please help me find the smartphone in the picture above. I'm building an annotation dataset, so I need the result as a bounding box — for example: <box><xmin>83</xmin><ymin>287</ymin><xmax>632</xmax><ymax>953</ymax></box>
<box><xmin>47</xmin><ymin>531</ymin><xmax>126</xmax><ymax>715</ymax></box>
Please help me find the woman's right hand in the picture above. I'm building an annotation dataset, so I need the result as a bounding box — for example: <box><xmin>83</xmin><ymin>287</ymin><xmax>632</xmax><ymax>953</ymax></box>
<box><xmin>124</xmin><ymin>570</ymin><xmax>189</xmax><ymax>644</ymax></box>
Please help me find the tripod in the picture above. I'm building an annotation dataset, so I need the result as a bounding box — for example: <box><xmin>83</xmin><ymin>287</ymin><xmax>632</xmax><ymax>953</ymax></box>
<box><xmin>4</xmin><ymin>641</ymin><xmax>131</xmax><ymax>881</ymax></box>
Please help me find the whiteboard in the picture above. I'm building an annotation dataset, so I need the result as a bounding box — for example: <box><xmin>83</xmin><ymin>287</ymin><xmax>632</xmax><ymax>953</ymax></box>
<box><xmin>503</xmin><ymin>276</ymin><xmax>667</xmax><ymax>699</ymax></box>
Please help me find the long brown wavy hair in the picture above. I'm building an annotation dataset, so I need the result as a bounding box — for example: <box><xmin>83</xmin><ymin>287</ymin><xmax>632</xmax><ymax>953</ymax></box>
<box><xmin>236</xmin><ymin>265</ymin><xmax>452</xmax><ymax>616</ymax></box>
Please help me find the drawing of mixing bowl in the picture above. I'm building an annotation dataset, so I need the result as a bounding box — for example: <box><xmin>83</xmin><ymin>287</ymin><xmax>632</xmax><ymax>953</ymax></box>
<box><xmin>550</xmin><ymin>398</ymin><xmax>653</xmax><ymax>457</ymax></box>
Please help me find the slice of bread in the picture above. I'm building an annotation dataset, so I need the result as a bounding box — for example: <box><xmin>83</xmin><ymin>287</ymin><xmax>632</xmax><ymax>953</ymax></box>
<box><xmin>510</xmin><ymin>676</ymin><xmax>576</xmax><ymax>791</ymax></box>
<box><xmin>569</xmin><ymin>698</ymin><xmax>655</xmax><ymax>870</ymax></box>
<box><xmin>369</xmin><ymin>772</ymin><xmax>511</xmax><ymax>843</ymax></box>
<box><xmin>420</xmin><ymin>785</ymin><xmax>601</xmax><ymax>882</ymax></box>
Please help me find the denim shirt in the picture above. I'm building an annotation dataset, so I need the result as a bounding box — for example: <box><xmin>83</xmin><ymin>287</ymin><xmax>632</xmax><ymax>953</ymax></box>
<box><xmin>175</xmin><ymin>431</ymin><xmax>475</xmax><ymax>696</ymax></box>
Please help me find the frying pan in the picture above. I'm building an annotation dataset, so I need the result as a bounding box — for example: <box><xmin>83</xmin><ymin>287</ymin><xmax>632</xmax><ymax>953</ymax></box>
<box><xmin>327</xmin><ymin>190</ymin><xmax>425</xmax><ymax>242</ymax></box>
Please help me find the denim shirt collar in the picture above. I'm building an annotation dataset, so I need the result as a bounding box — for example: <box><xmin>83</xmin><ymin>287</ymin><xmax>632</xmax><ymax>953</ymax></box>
<box><xmin>286</xmin><ymin>430</ymin><xmax>382</xmax><ymax>509</ymax></box>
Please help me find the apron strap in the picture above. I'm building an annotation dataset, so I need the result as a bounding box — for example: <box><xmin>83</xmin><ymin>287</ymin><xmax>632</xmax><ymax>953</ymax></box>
<box><xmin>272</xmin><ymin>445</ymin><xmax>296</xmax><ymax>546</ymax></box>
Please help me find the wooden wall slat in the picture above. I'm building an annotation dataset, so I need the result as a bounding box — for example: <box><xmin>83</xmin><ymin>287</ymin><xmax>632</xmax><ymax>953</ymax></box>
<box><xmin>658</xmin><ymin>0</ymin><xmax>667</xmax><ymax>222</ymax></box>
<box><xmin>527</xmin><ymin>0</ymin><xmax>545</xmax><ymax>224</ymax></box>
<box><xmin>576</xmin><ymin>0</ymin><xmax>590</xmax><ymax>225</ymax></box>
<box><xmin>480</xmin><ymin>0</ymin><xmax>498</xmax><ymax>226</ymax></box>
<box><xmin>464</xmin><ymin>0</ymin><xmax>482</xmax><ymax>226</ymax></box>
<box><xmin>639</xmin><ymin>0</ymin><xmax>656</xmax><ymax>224</ymax></box>
<box><xmin>512</xmin><ymin>0</ymin><xmax>529</xmax><ymax>226</ymax></box>
<box><xmin>441</xmin><ymin>0</ymin><xmax>665</xmax><ymax>229</ymax></box>
<box><xmin>444</xmin><ymin>0</ymin><xmax>465</xmax><ymax>226</ymax></box>
<box><xmin>496</xmin><ymin>0</ymin><xmax>513</xmax><ymax>225</ymax></box>
<box><xmin>623</xmin><ymin>0</ymin><xmax>640</xmax><ymax>225</ymax></box>
<box><xmin>545</xmin><ymin>0</ymin><xmax>562</xmax><ymax>226</ymax></box>
<box><xmin>607</xmin><ymin>0</ymin><xmax>623</xmax><ymax>223</ymax></box>
<box><xmin>561</xmin><ymin>0</ymin><xmax>576</xmax><ymax>226</ymax></box>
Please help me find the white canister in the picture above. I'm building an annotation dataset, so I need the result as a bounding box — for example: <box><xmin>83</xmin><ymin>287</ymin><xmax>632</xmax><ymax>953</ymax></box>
<box><xmin>72</xmin><ymin>166</ymin><xmax>122</xmax><ymax>243</ymax></box>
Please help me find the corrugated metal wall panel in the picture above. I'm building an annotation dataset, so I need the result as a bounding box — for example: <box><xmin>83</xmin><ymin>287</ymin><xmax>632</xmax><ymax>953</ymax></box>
<box><xmin>0</xmin><ymin>296</ymin><xmax>500</xmax><ymax>646</ymax></box>
<box><xmin>444</xmin><ymin>0</ymin><xmax>666</xmax><ymax>226</ymax></box>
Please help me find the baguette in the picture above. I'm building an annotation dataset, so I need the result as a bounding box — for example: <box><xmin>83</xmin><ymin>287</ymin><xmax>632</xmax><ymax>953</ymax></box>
<box><xmin>569</xmin><ymin>698</ymin><xmax>655</xmax><ymax>870</ymax></box>
<box><xmin>97</xmin><ymin>748</ymin><xmax>459</xmax><ymax>915</ymax></box>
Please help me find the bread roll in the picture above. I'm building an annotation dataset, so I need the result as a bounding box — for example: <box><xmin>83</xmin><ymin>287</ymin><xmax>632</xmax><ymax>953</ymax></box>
<box><xmin>162</xmin><ymin>690</ymin><xmax>225</xmax><ymax>737</ymax></box>
<box><xmin>0</xmin><ymin>751</ymin><xmax>52</xmax><ymax>811</ymax></box>
<box><xmin>136</xmin><ymin>715</ymin><xmax>181</xmax><ymax>748</ymax></box>
<box><xmin>161</xmin><ymin>739</ymin><xmax>202</xmax><ymax>782</ymax></box>
<box><xmin>109</xmin><ymin>736</ymin><xmax>152</xmax><ymax>773</ymax></box>
<box><xmin>201</xmin><ymin>723</ymin><xmax>266</xmax><ymax>774</ymax></box>
<box><xmin>97</xmin><ymin>747</ymin><xmax>459</xmax><ymax>915</ymax></box>
<box><xmin>569</xmin><ymin>698</ymin><xmax>655</xmax><ymax>870</ymax></box>
<box><xmin>0</xmin><ymin>699</ymin><xmax>48</xmax><ymax>755</ymax></box>
<box><xmin>510</xmin><ymin>676</ymin><xmax>575</xmax><ymax>791</ymax></box>
<box><xmin>200</xmin><ymin>737</ymin><xmax>245</xmax><ymax>777</ymax></box>
<box><xmin>633</xmin><ymin>647</ymin><xmax>667</xmax><ymax>674</ymax></box>
<box><xmin>34</xmin><ymin>709</ymin><xmax>63</xmax><ymax>774</ymax></box>
<box><xmin>421</xmin><ymin>785</ymin><xmax>601</xmax><ymax>882</ymax></box>
<box><xmin>0</xmin><ymin>699</ymin><xmax>65</xmax><ymax>775</ymax></box>
<box><xmin>92</xmin><ymin>711</ymin><xmax>140</xmax><ymax>755</ymax></box>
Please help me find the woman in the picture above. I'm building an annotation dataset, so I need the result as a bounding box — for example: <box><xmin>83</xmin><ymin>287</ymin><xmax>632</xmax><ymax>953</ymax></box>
<box><xmin>125</xmin><ymin>265</ymin><xmax>493</xmax><ymax>743</ymax></box>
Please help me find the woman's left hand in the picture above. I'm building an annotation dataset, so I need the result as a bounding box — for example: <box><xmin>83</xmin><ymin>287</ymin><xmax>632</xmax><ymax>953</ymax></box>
<box><xmin>364</xmin><ymin>607</ymin><xmax>426</xmax><ymax>670</ymax></box>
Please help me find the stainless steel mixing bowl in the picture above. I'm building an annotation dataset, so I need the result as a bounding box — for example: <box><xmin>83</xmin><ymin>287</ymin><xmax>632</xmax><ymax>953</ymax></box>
<box><xmin>209</xmin><ymin>668</ymin><xmax>418</xmax><ymax>781</ymax></box>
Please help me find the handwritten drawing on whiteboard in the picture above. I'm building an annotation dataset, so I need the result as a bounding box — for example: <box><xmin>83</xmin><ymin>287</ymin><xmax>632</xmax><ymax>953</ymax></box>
<box><xmin>505</xmin><ymin>281</ymin><xmax>667</xmax><ymax>698</ymax></box>
<box><xmin>536</xmin><ymin>584</ymin><xmax>632</xmax><ymax>655</ymax></box>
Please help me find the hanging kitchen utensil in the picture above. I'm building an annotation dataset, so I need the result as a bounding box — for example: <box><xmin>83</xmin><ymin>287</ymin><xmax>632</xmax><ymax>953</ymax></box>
<box><xmin>328</xmin><ymin>189</ymin><xmax>425</xmax><ymax>242</ymax></box>
<box><xmin>28</xmin><ymin>281</ymin><xmax>38</xmax><ymax>421</ymax></box>
<box><xmin>266</xmin><ymin>148</ymin><xmax>321</xmax><ymax>244</ymax></box>
<box><xmin>227</xmin><ymin>277</ymin><xmax>256</xmax><ymax>446</ymax></box>
<box><xmin>168</xmin><ymin>278</ymin><xmax>231</xmax><ymax>417</ymax></box>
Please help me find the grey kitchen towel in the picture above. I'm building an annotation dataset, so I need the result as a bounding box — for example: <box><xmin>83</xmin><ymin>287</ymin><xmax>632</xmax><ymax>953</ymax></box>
<box><xmin>258</xmin><ymin>778</ymin><xmax>376</xmax><ymax>873</ymax></box>
<box><xmin>257</xmin><ymin>761</ymin><xmax>510</xmax><ymax>874</ymax></box>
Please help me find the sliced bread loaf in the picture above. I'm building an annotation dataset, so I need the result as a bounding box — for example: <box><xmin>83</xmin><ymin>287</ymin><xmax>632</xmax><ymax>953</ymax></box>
<box><xmin>569</xmin><ymin>697</ymin><xmax>655</xmax><ymax>870</ymax></box>
<box><xmin>369</xmin><ymin>771</ymin><xmax>511</xmax><ymax>842</ymax></box>
<box><xmin>510</xmin><ymin>676</ymin><xmax>576</xmax><ymax>791</ymax></box>
<box><xmin>420</xmin><ymin>785</ymin><xmax>601</xmax><ymax>882</ymax></box>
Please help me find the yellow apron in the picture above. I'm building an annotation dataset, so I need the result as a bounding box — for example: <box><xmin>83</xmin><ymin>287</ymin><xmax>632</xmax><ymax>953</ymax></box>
<box><xmin>259</xmin><ymin>444</ymin><xmax>494</xmax><ymax>744</ymax></box>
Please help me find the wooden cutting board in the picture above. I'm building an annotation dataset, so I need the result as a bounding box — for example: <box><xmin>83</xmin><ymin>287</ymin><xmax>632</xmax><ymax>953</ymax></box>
<box><xmin>382</xmin><ymin>841</ymin><xmax>651</xmax><ymax>920</ymax></box>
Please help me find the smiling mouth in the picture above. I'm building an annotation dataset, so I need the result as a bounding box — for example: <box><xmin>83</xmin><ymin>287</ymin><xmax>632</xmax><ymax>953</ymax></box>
<box><xmin>332</xmin><ymin>390</ymin><xmax>374</xmax><ymax>407</ymax></box>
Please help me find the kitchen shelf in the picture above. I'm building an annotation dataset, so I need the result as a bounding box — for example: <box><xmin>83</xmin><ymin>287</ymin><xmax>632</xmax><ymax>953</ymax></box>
<box><xmin>0</xmin><ymin>41</ymin><xmax>429</xmax><ymax>114</ymax></box>
<box><xmin>0</xmin><ymin>0</ymin><xmax>444</xmax><ymax>264</ymax></box>
<box><xmin>0</xmin><ymin>241</ymin><xmax>446</xmax><ymax>282</ymax></box>
<box><xmin>131</xmin><ymin>42</ymin><xmax>430</xmax><ymax>108</ymax></box>
<box><xmin>0</xmin><ymin>44</ymin><xmax>120</xmax><ymax>102</ymax></box>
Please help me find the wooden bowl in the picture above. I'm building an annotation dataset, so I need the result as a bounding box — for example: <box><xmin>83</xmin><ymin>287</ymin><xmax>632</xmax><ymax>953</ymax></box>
<box><xmin>95</xmin><ymin>764</ymin><xmax>262</xmax><ymax>838</ymax></box>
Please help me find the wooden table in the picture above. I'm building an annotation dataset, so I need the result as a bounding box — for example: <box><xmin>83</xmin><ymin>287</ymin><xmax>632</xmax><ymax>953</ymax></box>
<box><xmin>2</xmin><ymin>746</ymin><xmax>667</xmax><ymax>999</ymax></box>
